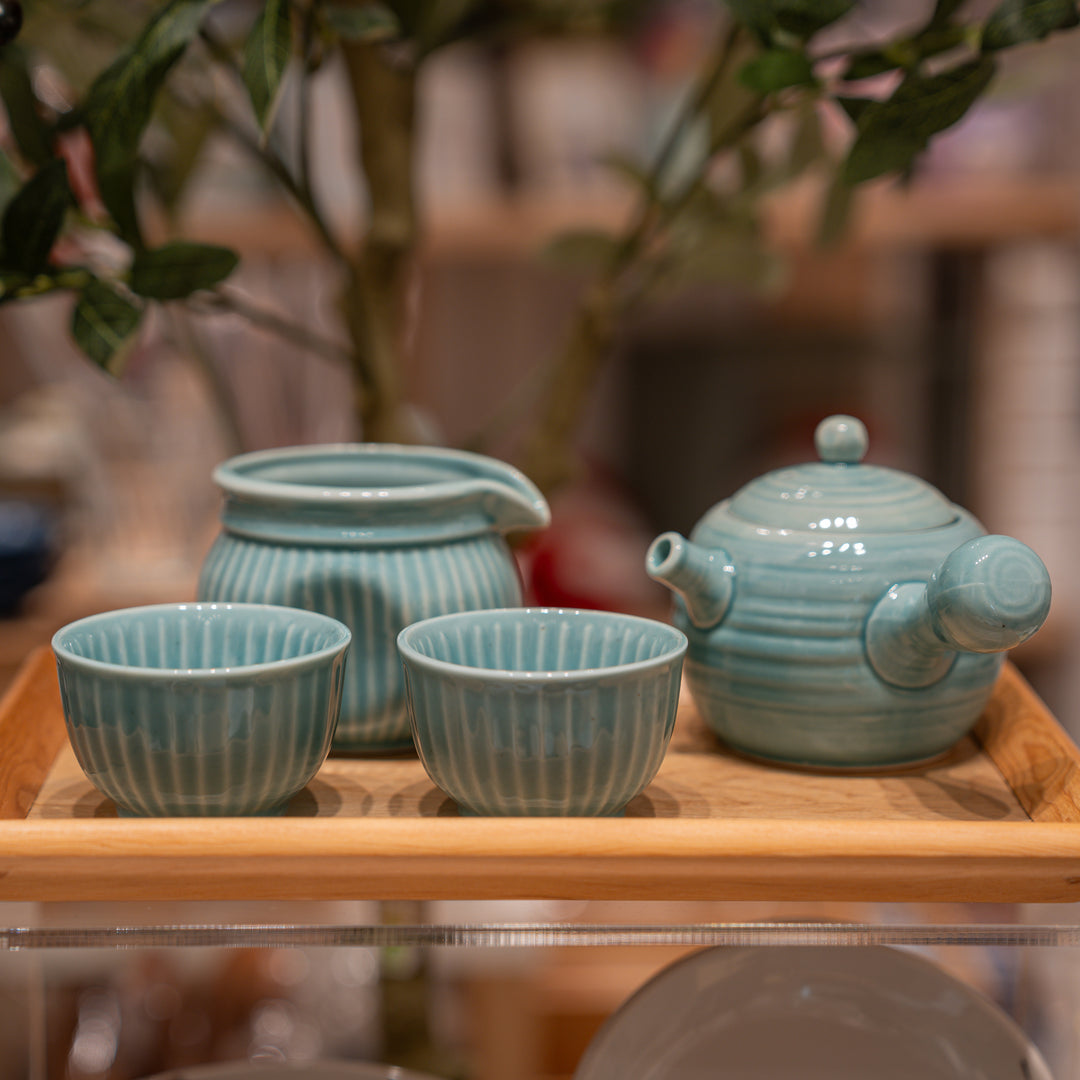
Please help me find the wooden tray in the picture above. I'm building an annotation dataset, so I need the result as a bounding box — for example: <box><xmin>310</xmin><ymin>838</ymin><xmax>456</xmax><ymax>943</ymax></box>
<box><xmin>1</xmin><ymin>647</ymin><xmax>1079</xmax><ymax>903</ymax></box>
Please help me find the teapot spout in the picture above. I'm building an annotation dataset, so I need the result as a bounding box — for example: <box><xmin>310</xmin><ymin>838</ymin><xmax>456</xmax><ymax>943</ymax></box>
<box><xmin>866</xmin><ymin>535</ymin><xmax>1051</xmax><ymax>689</ymax></box>
<box><xmin>646</xmin><ymin>532</ymin><xmax>735</xmax><ymax>631</ymax></box>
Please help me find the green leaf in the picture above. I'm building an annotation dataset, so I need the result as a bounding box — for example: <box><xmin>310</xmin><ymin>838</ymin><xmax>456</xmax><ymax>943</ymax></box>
<box><xmin>71</xmin><ymin>277</ymin><xmax>144</xmax><ymax>373</ymax></box>
<box><xmin>731</xmin><ymin>104</ymin><xmax>824</xmax><ymax>208</ymax></box>
<box><xmin>83</xmin><ymin>0</ymin><xmax>220</xmax><ymax>179</ymax></box>
<box><xmin>98</xmin><ymin>165</ymin><xmax>144</xmax><ymax>249</ymax></box>
<box><xmin>322</xmin><ymin>3</ymin><xmax>400</xmax><ymax>41</ymax></box>
<box><xmin>0</xmin><ymin>150</ymin><xmax>22</xmax><ymax>223</ymax></box>
<box><xmin>982</xmin><ymin>0</ymin><xmax>1080</xmax><ymax>51</ymax></box>
<box><xmin>0</xmin><ymin>270</ymin><xmax>31</xmax><ymax>303</ymax></box>
<box><xmin>818</xmin><ymin>176</ymin><xmax>855</xmax><ymax>247</ymax></box>
<box><xmin>81</xmin><ymin>0</ymin><xmax>222</xmax><ymax>248</ymax></box>
<box><xmin>676</xmin><ymin>185</ymin><xmax>745</xmax><ymax>233</ymax></box>
<box><xmin>775</xmin><ymin>0</ymin><xmax>855</xmax><ymax>38</ymax></box>
<box><xmin>0</xmin><ymin>159</ymin><xmax>72</xmax><ymax>274</ymax></box>
<box><xmin>381</xmin><ymin>0</ymin><xmax>421</xmax><ymax>35</ymax></box>
<box><xmin>541</xmin><ymin>230</ymin><xmax>619</xmax><ymax>271</ymax></box>
<box><xmin>738</xmin><ymin>49</ymin><xmax>815</xmax><ymax>93</ymax></box>
<box><xmin>244</xmin><ymin>0</ymin><xmax>293</xmax><ymax>131</ymax></box>
<box><xmin>841</xmin><ymin>25</ymin><xmax>967</xmax><ymax>81</ymax></box>
<box><xmin>723</xmin><ymin>0</ymin><xmax>854</xmax><ymax>41</ymax></box>
<box><xmin>911</xmin><ymin>24</ymin><xmax>971</xmax><ymax>58</ymax></box>
<box><xmin>146</xmin><ymin>101</ymin><xmax>216</xmax><ymax>215</ymax></box>
<box><xmin>841</xmin><ymin>57</ymin><xmax>996</xmax><ymax>185</ymax></box>
<box><xmin>0</xmin><ymin>45</ymin><xmax>53</xmax><ymax>168</ymax></box>
<box><xmin>930</xmin><ymin>0</ymin><xmax>968</xmax><ymax>26</ymax></box>
<box><xmin>0</xmin><ymin>266</ymin><xmax>93</xmax><ymax>303</ymax></box>
<box><xmin>738</xmin><ymin>143</ymin><xmax>764</xmax><ymax>190</ymax></box>
<box><xmin>841</xmin><ymin>51</ymin><xmax>899</xmax><ymax>80</ymax></box>
<box><xmin>659</xmin><ymin>230</ymin><xmax>788</xmax><ymax>294</ymax></box>
<box><xmin>708</xmin><ymin>33</ymin><xmax>764</xmax><ymax>147</ymax></box>
<box><xmin>129</xmin><ymin>241</ymin><xmax>239</xmax><ymax>299</ymax></box>
<box><xmin>786</xmin><ymin>101</ymin><xmax>825</xmax><ymax>177</ymax></box>
<box><xmin>415</xmin><ymin>0</ymin><xmax>481</xmax><ymax>52</ymax></box>
<box><xmin>602</xmin><ymin>153</ymin><xmax>658</xmax><ymax>200</ymax></box>
<box><xmin>836</xmin><ymin>96</ymin><xmax>872</xmax><ymax>125</ymax></box>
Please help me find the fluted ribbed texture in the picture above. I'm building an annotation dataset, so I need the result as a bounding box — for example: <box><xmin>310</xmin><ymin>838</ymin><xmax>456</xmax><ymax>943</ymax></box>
<box><xmin>199</xmin><ymin>534</ymin><xmax>522</xmax><ymax>751</ymax></box>
<box><xmin>53</xmin><ymin>604</ymin><xmax>349</xmax><ymax>816</ymax></box>
<box><xmin>398</xmin><ymin>609</ymin><xmax>686</xmax><ymax>816</ymax></box>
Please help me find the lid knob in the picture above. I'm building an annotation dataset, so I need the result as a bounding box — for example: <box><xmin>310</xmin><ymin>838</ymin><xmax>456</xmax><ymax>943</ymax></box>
<box><xmin>815</xmin><ymin>415</ymin><xmax>868</xmax><ymax>464</ymax></box>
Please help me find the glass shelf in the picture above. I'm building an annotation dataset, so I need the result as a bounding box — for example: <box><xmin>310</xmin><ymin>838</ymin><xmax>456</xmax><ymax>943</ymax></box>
<box><xmin>2</xmin><ymin>921</ymin><xmax>1080</xmax><ymax>950</ymax></box>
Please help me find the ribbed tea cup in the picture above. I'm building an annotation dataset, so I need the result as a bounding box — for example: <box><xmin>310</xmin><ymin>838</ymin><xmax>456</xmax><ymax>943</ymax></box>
<box><xmin>52</xmin><ymin>602</ymin><xmax>350</xmax><ymax>816</ymax></box>
<box><xmin>398</xmin><ymin>607</ymin><xmax>686</xmax><ymax>816</ymax></box>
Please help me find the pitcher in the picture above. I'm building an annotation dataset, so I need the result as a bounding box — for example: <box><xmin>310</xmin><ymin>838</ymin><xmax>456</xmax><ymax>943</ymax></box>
<box><xmin>198</xmin><ymin>444</ymin><xmax>550</xmax><ymax>751</ymax></box>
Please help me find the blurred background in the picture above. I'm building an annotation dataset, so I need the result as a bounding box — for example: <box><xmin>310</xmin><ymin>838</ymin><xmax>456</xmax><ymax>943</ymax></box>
<box><xmin>2</xmin><ymin>0</ymin><xmax>1080</xmax><ymax>1076</ymax></box>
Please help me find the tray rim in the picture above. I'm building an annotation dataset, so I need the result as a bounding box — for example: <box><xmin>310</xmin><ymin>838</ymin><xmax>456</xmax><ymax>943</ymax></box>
<box><xmin>2</xmin><ymin>648</ymin><xmax>1080</xmax><ymax>904</ymax></box>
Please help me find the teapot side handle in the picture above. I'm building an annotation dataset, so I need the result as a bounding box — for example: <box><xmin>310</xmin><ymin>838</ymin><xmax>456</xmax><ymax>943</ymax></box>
<box><xmin>866</xmin><ymin>535</ymin><xmax>1052</xmax><ymax>689</ymax></box>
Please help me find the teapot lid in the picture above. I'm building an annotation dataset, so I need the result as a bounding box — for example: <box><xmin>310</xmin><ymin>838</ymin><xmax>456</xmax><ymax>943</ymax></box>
<box><xmin>722</xmin><ymin>415</ymin><xmax>958</xmax><ymax>533</ymax></box>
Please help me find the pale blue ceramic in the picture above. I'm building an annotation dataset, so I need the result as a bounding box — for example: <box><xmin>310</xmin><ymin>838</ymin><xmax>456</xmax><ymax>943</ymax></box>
<box><xmin>397</xmin><ymin>608</ymin><xmax>687</xmax><ymax>816</ymax></box>
<box><xmin>52</xmin><ymin>603</ymin><xmax>350</xmax><ymax>816</ymax></box>
<box><xmin>646</xmin><ymin>415</ymin><xmax>1052</xmax><ymax>768</ymax></box>
<box><xmin>197</xmin><ymin>444</ymin><xmax>550</xmax><ymax>752</ymax></box>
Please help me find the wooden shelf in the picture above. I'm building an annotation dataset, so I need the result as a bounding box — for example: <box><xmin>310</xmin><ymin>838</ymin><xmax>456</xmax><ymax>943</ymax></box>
<box><xmin>175</xmin><ymin>175</ymin><xmax>1080</xmax><ymax>261</ymax></box>
<box><xmin>0</xmin><ymin>648</ymin><xmax>1078</xmax><ymax>903</ymax></box>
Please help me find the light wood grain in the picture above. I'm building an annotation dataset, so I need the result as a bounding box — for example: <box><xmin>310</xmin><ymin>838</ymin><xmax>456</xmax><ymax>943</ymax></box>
<box><xmin>1</xmin><ymin>651</ymin><xmax>1079</xmax><ymax>902</ymax></box>
<box><xmin>29</xmin><ymin>670</ymin><xmax>1028</xmax><ymax>824</ymax></box>
<box><xmin>0</xmin><ymin>648</ymin><xmax>66</xmax><ymax>820</ymax></box>
<box><xmin>0</xmin><ymin>817</ymin><xmax>1078</xmax><ymax>901</ymax></box>
<box><xmin>975</xmin><ymin>664</ymin><xmax>1080</xmax><ymax>822</ymax></box>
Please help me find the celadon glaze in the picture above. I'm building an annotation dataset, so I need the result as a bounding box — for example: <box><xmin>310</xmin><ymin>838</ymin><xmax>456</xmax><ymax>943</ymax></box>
<box><xmin>198</xmin><ymin>444</ymin><xmax>550</xmax><ymax>751</ymax></box>
<box><xmin>397</xmin><ymin>608</ymin><xmax>687</xmax><ymax>816</ymax></box>
<box><xmin>52</xmin><ymin>603</ymin><xmax>351</xmax><ymax>816</ymax></box>
<box><xmin>646</xmin><ymin>415</ymin><xmax>1052</xmax><ymax>768</ymax></box>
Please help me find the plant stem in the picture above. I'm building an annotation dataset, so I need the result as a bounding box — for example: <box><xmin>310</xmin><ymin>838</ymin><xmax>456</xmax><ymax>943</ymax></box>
<box><xmin>610</xmin><ymin>19</ymin><xmax>744</xmax><ymax>270</ymax></box>
<box><xmin>515</xmin><ymin>284</ymin><xmax>618</xmax><ymax>494</ymax></box>
<box><xmin>298</xmin><ymin>5</ymin><xmax>318</xmax><ymax>202</ymax></box>
<box><xmin>198</xmin><ymin>26</ymin><xmax>349</xmax><ymax>266</ymax></box>
<box><xmin>195</xmin><ymin>286</ymin><xmax>354</xmax><ymax>367</ymax></box>
<box><xmin>659</xmin><ymin>98</ymin><xmax>767</xmax><ymax>227</ymax></box>
<box><xmin>200</xmin><ymin>23</ymin><xmax>410</xmax><ymax>441</ymax></box>
<box><xmin>164</xmin><ymin>306</ymin><xmax>246</xmax><ymax>454</ymax></box>
<box><xmin>339</xmin><ymin>40</ymin><xmax>419</xmax><ymax>442</ymax></box>
<box><xmin>515</xmin><ymin>21</ymin><xmax>754</xmax><ymax>492</ymax></box>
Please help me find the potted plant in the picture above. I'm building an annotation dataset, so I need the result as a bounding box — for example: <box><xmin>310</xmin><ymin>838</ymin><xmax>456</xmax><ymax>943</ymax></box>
<box><xmin>0</xmin><ymin>0</ymin><xmax>1074</xmax><ymax>491</ymax></box>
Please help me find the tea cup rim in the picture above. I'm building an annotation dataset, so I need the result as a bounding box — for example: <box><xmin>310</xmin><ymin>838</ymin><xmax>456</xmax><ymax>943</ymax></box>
<box><xmin>52</xmin><ymin>601</ymin><xmax>351</xmax><ymax>682</ymax></box>
<box><xmin>397</xmin><ymin>606</ymin><xmax>687</xmax><ymax>683</ymax></box>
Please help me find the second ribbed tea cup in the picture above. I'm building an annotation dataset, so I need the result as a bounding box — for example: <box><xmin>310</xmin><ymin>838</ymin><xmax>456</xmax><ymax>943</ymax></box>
<box><xmin>397</xmin><ymin>608</ymin><xmax>687</xmax><ymax>816</ymax></box>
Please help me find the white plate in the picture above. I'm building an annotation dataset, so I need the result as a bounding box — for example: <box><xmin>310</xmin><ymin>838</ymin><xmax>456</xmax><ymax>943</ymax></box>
<box><xmin>140</xmin><ymin>1062</ymin><xmax>443</xmax><ymax>1080</ymax></box>
<box><xmin>573</xmin><ymin>946</ymin><xmax>1052</xmax><ymax>1080</ymax></box>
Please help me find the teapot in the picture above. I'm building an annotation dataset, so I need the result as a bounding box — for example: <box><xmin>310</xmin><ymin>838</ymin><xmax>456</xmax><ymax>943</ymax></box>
<box><xmin>645</xmin><ymin>415</ymin><xmax>1051</xmax><ymax>767</ymax></box>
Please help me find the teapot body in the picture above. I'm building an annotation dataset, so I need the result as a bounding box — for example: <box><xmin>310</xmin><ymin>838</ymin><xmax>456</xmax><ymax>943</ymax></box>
<box><xmin>198</xmin><ymin>444</ymin><xmax>548</xmax><ymax>751</ymax></box>
<box><xmin>648</xmin><ymin>416</ymin><xmax>1051</xmax><ymax>768</ymax></box>
<box><xmin>672</xmin><ymin>505</ymin><xmax>997</xmax><ymax>767</ymax></box>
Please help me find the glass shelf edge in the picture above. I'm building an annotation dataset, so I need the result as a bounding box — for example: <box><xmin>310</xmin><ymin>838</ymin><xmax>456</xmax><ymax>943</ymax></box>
<box><xmin>0</xmin><ymin>922</ymin><xmax>1079</xmax><ymax>950</ymax></box>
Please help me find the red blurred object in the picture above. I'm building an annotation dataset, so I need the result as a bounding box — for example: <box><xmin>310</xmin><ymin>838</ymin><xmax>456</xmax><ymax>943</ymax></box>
<box><xmin>520</xmin><ymin>471</ymin><xmax>670</xmax><ymax>619</ymax></box>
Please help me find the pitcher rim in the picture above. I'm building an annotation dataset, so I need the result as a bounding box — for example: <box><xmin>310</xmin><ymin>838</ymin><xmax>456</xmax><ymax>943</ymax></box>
<box><xmin>213</xmin><ymin>442</ymin><xmax>546</xmax><ymax>510</ymax></box>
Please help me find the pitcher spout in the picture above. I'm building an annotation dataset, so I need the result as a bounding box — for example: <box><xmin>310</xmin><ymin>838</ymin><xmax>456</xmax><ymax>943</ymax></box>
<box><xmin>477</xmin><ymin>464</ymin><xmax>551</xmax><ymax>534</ymax></box>
<box><xmin>646</xmin><ymin>532</ymin><xmax>735</xmax><ymax>630</ymax></box>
